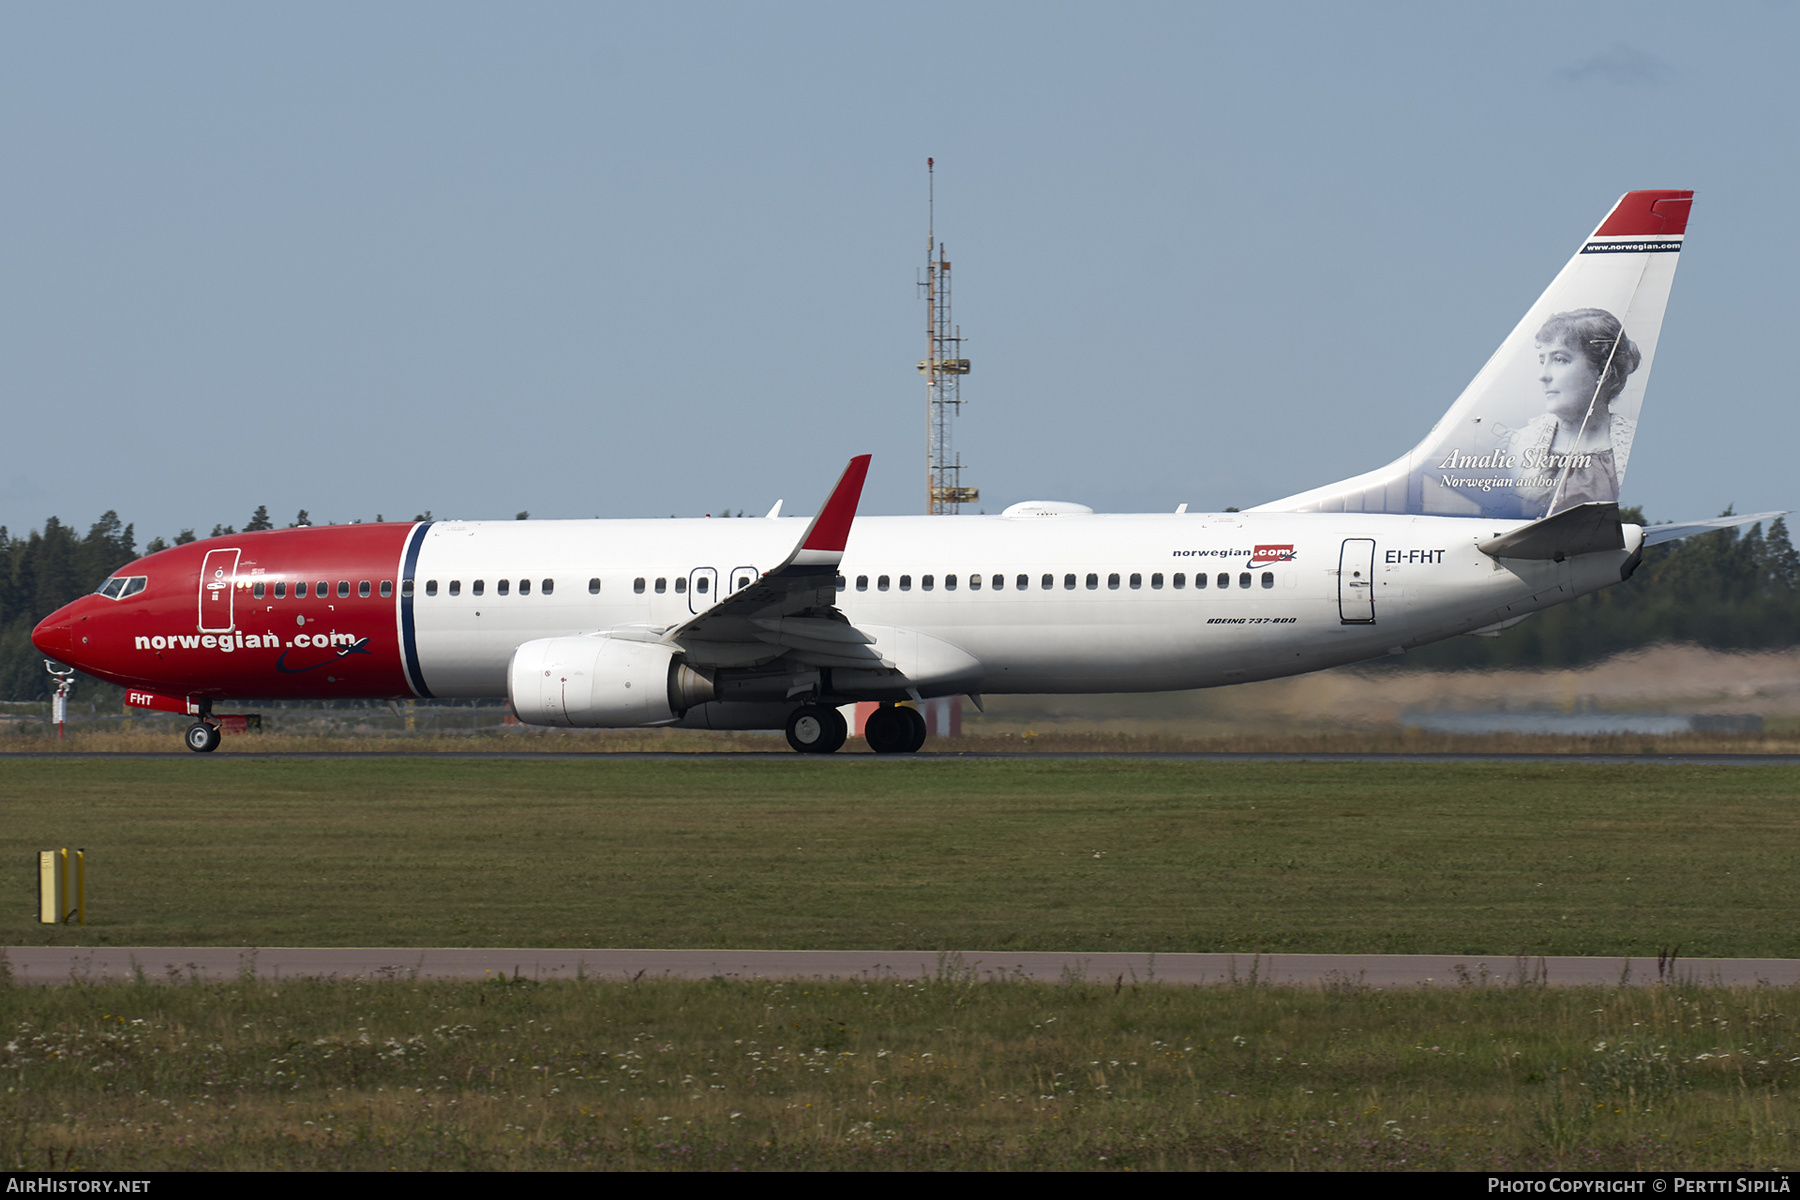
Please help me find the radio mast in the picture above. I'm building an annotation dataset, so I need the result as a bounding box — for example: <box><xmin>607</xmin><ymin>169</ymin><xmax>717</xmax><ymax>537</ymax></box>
<box><xmin>920</xmin><ymin>158</ymin><xmax>976</xmax><ymax>515</ymax></box>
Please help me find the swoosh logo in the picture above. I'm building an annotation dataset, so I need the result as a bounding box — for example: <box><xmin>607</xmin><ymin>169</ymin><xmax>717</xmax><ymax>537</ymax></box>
<box><xmin>275</xmin><ymin>637</ymin><xmax>373</xmax><ymax>674</ymax></box>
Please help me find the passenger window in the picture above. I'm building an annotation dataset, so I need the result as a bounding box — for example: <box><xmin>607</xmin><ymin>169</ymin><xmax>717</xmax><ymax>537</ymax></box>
<box><xmin>542</xmin><ymin>579</ymin><xmax>553</xmax><ymax>595</ymax></box>
<box><xmin>856</xmin><ymin>575</ymin><xmax>869</xmax><ymax>591</ymax></box>
<box><xmin>1086</xmin><ymin>573</ymin><xmax>1099</xmax><ymax>590</ymax></box>
<box><xmin>294</xmin><ymin>582</ymin><xmax>307</xmax><ymax>598</ymax></box>
<box><xmin>997</xmin><ymin>575</ymin><xmax>1009</xmax><ymax>590</ymax></box>
<box><xmin>401</xmin><ymin>580</ymin><xmax>413</xmax><ymax>598</ymax></box>
<box><xmin>968</xmin><ymin>574</ymin><xmax>981</xmax><ymax>591</ymax></box>
<box><xmin>652</xmin><ymin>578</ymin><xmax>664</xmax><ymax>594</ymax></box>
<box><xmin>359</xmin><ymin>580</ymin><xmax>371</xmax><ymax>598</ymax></box>
<box><xmin>498</xmin><ymin>579</ymin><xmax>510</xmax><ymax>595</ymax></box>
<box><xmin>1173</xmin><ymin>573</ymin><xmax>1185</xmax><ymax>589</ymax></box>
<box><xmin>835</xmin><ymin>576</ymin><xmax>846</xmax><ymax>592</ymax></box>
<box><xmin>695</xmin><ymin>576</ymin><xmax>708</xmax><ymax>594</ymax></box>
<box><xmin>1108</xmin><ymin>573</ymin><xmax>1120</xmax><ymax>589</ymax></box>
<box><xmin>1063</xmin><ymin>573</ymin><xmax>1076</xmax><ymax>590</ymax></box>
<box><xmin>945</xmin><ymin>574</ymin><xmax>957</xmax><ymax>591</ymax></box>
<box><xmin>1261</xmin><ymin>571</ymin><xmax>1275</xmax><ymax>589</ymax></box>
<box><xmin>317</xmin><ymin>581</ymin><xmax>329</xmax><ymax>596</ymax></box>
<box><xmin>634</xmin><ymin>577</ymin><xmax>645</xmax><ymax>594</ymax></box>
<box><xmin>1150</xmin><ymin>573</ymin><xmax>1163</xmax><ymax>589</ymax></box>
<box><xmin>1195</xmin><ymin>573</ymin><xmax>1207</xmax><ymax>589</ymax></box>
<box><xmin>425</xmin><ymin>580</ymin><xmax>438</xmax><ymax>597</ymax></box>
<box><xmin>1239</xmin><ymin>572</ymin><xmax>1252</xmax><ymax>589</ymax></box>
<box><xmin>380</xmin><ymin>581</ymin><xmax>393</xmax><ymax>598</ymax></box>
<box><xmin>676</xmin><ymin>577</ymin><xmax>688</xmax><ymax>593</ymax></box>
<box><xmin>253</xmin><ymin>582</ymin><xmax>265</xmax><ymax>599</ymax></box>
<box><xmin>472</xmin><ymin>580</ymin><xmax>484</xmax><ymax>597</ymax></box>
<box><xmin>521</xmin><ymin>579</ymin><xmax>532</xmax><ymax>595</ymax></box>
<box><xmin>449</xmin><ymin>580</ymin><xmax>461</xmax><ymax>597</ymax></box>
<box><xmin>878</xmin><ymin>575</ymin><xmax>890</xmax><ymax>591</ymax></box>
<box><xmin>338</xmin><ymin>580</ymin><xmax>350</xmax><ymax>597</ymax></box>
<box><xmin>736</xmin><ymin>575</ymin><xmax>751</xmax><ymax>590</ymax></box>
<box><xmin>589</xmin><ymin>578</ymin><xmax>601</xmax><ymax>594</ymax></box>
<box><xmin>275</xmin><ymin>581</ymin><xmax>288</xmax><ymax>598</ymax></box>
<box><xmin>1217</xmin><ymin>573</ymin><xmax>1229</xmax><ymax>589</ymax></box>
<box><xmin>1022</xmin><ymin>574</ymin><xmax>1033</xmax><ymax>590</ymax></box>
<box><xmin>900</xmin><ymin>575</ymin><xmax>912</xmax><ymax>591</ymax></box>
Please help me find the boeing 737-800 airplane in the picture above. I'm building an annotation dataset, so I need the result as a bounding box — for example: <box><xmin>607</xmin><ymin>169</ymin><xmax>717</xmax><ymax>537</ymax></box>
<box><xmin>31</xmin><ymin>189</ymin><xmax>1776</xmax><ymax>753</ymax></box>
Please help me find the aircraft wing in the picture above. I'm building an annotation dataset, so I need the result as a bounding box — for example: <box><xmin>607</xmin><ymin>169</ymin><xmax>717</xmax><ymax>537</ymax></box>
<box><xmin>1640</xmin><ymin>511</ymin><xmax>1789</xmax><ymax>547</ymax></box>
<box><xmin>662</xmin><ymin>455</ymin><xmax>885</xmax><ymax>669</ymax></box>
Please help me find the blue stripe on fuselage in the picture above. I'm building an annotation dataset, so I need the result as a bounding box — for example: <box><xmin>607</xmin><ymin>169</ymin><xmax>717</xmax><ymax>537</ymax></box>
<box><xmin>400</xmin><ymin>521</ymin><xmax>435</xmax><ymax>698</ymax></box>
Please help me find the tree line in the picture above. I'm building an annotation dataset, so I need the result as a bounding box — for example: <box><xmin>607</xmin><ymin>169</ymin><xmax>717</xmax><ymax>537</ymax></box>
<box><xmin>1</xmin><ymin>505</ymin><xmax>1796</xmax><ymax>699</ymax></box>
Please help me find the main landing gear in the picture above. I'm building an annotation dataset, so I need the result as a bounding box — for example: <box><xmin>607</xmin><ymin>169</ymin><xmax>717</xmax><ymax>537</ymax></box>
<box><xmin>862</xmin><ymin>703</ymin><xmax>927</xmax><ymax>755</ymax></box>
<box><xmin>184</xmin><ymin>720</ymin><xmax>222</xmax><ymax>753</ymax></box>
<box><xmin>785</xmin><ymin>702</ymin><xmax>927</xmax><ymax>755</ymax></box>
<box><xmin>785</xmin><ymin>704</ymin><xmax>847</xmax><ymax>754</ymax></box>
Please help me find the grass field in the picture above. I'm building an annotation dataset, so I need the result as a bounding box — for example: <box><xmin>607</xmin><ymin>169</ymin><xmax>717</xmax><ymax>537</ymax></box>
<box><xmin>2</xmin><ymin>972</ymin><xmax>1794</xmax><ymax>1171</ymax></box>
<box><xmin>4</xmin><ymin>758</ymin><xmax>1798</xmax><ymax>958</ymax></box>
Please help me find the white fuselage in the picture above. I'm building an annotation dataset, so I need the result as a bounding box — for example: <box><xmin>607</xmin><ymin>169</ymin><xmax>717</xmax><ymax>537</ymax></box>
<box><xmin>407</xmin><ymin>510</ymin><xmax>1640</xmax><ymax>700</ymax></box>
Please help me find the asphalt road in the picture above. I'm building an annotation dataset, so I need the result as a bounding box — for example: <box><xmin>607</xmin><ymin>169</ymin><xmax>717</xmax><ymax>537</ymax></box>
<box><xmin>5</xmin><ymin>946</ymin><xmax>1795</xmax><ymax>988</ymax></box>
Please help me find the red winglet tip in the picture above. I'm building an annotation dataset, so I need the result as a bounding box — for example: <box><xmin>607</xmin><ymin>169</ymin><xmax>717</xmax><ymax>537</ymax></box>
<box><xmin>1593</xmin><ymin>189</ymin><xmax>1693</xmax><ymax>238</ymax></box>
<box><xmin>802</xmin><ymin>455</ymin><xmax>872</xmax><ymax>553</ymax></box>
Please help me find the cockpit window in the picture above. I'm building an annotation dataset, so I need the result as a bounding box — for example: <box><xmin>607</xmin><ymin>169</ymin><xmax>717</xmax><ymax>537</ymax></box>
<box><xmin>96</xmin><ymin>575</ymin><xmax>147</xmax><ymax>600</ymax></box>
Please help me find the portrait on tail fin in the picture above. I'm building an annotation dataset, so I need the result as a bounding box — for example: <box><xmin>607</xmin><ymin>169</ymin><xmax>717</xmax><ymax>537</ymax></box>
<box><xmin>1517</xmin><ymin>307</ymin><xmax>1640</xmax><ymax>514</ymax></box>
<box><xmin>1252</xmin><ymin>190</ymin><xmax>1688</xmax><ymax>522</ymax></box>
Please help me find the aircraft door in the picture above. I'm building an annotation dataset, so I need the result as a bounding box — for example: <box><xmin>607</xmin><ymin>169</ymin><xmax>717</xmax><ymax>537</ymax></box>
<box><xmin>727</xmin><ymin>566</ymin><xmax>758</xmax><ymax>595</ymax></box>
<box><xmin>198</xmin><ymin>548</ymin><xmax>241</xmax><ymax>633</ymax></box>
<box><xmin>1338</xmin><ymin>538</ymin><xmax>1376</xmax><ymax>625</ymax></box>
<box><xmin>687</xmin><ymin>567</ymin><xmax>718</xmax><ymax>614</ymax></box>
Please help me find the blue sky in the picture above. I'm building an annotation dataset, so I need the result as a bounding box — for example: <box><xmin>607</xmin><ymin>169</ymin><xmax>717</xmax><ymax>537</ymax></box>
<box><xmin>3</xmin><ymin>3</ymin><xmax>1795</xmax><ymax>542</ymax></box>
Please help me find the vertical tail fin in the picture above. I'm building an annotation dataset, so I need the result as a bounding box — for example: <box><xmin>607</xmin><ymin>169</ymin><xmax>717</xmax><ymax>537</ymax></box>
<box><xmin>1254</xmin><ymin>190</ymin><xmax>1691</xmax><ymax>519</ymax></box>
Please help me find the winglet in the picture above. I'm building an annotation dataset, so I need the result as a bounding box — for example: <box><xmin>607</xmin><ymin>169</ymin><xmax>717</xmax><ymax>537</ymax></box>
<box><xmin>788</xmin><ymin>455</ymin><xmax>871</xmax><ymax>567</ymax></box>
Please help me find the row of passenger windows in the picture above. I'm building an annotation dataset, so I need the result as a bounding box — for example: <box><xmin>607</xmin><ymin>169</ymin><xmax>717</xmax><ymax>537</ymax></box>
<box><xmin>251</xmin><ymin>579</ymin><xmax>391</xmax><ymax>599</ymax></box>
<box><xmin>247</xmin><ymin>570</ymin><xmax>1279</xmax><ymax>603</ymax></box>
<box><xmin>632</xmin><ymin>574</ymin><xmax>755</xmax><ymax>594</ymax></box>
<box><xmin>424</xmin><ymin>578</ymin><xmax>562</xmax><ymax>597</ymax></box>
<box><xmin>841</xmin><ymin>571</ymin><xmax>1277</xmax><ymax>592</ymax></box>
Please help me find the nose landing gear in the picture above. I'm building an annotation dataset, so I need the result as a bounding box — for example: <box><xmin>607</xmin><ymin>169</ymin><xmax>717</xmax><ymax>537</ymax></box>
<box><xmin>184</xmin><ymin>721</ymin><xmax>222</xmax><ymax>753</ymax></box>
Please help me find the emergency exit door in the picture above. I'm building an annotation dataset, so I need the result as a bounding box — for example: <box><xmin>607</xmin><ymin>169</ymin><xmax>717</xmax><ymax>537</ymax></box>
<box><xmin>1338</xmin><ymin>538</ymin><xmax>1376</xmax><ymax>624</ymax></box>
<box><xmin>687</xmin><ymin>567</ymin><xmax>718</xmax><ymax>614</ymax></box>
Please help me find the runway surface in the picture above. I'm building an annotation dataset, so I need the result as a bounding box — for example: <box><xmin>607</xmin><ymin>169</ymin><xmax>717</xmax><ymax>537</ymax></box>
<box><xmin>7</xmin><ymin>751</ymin><xmax>1800</xmax><ymax>764</ymax></box>
<box><xmin>6</xmin><ymin>946</ymin><xmax>1796</xmax><ymax>988</ymax></box>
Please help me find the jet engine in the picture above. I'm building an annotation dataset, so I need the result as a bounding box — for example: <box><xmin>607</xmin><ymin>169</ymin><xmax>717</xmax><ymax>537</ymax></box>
<box><xmin>507</xmin><ymin>637</ymin><xmax>715</xmax><ymax>727</ymax></box>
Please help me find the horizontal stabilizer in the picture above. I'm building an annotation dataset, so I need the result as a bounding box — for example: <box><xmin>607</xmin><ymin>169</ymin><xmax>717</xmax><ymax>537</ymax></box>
<box><xmin>1641</xmin><ymin>511</ymin><xmax>1789</xmax><ymax>547</ymax></box>
<box><xmin>1479</xmin><ymin>502</ymin><xmax>1623</xmax><ymax>561</ymax></box>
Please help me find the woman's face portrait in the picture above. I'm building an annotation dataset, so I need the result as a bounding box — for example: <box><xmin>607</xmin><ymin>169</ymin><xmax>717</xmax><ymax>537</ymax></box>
<box><xmin>1537</xmin><ymin>335</ymin><xmax>1600</xmax><ymax>424</ymax></box>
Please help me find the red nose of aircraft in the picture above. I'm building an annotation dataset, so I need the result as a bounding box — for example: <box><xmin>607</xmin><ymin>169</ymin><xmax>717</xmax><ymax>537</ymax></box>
<box><xmin>32</xmin><ymin>600</ymin><xmax>84</xmax><ymax>662</ymax></box>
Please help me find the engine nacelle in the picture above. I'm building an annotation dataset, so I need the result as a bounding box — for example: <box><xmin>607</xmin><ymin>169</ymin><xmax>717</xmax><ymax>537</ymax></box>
<box><xmin>507</xmin><ymin>637</ymin><xmax>714</xmax><ymax>728</ymax></box>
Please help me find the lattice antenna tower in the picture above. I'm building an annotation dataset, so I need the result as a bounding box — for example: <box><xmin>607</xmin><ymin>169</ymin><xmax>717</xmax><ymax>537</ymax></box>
<box><xmin>919</xmin><ymin>158</ymin><xmax>976</xmax><ymax>515</ymax></box>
